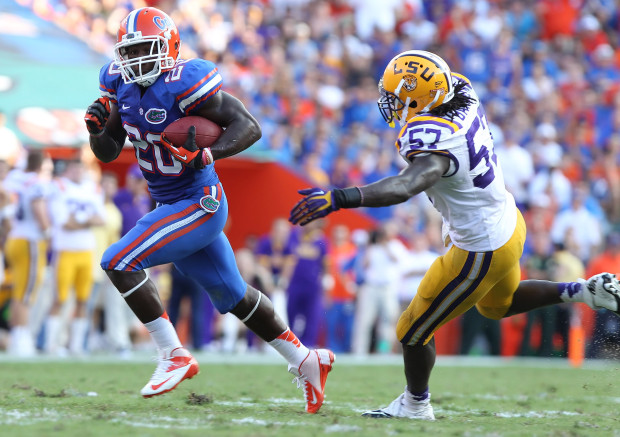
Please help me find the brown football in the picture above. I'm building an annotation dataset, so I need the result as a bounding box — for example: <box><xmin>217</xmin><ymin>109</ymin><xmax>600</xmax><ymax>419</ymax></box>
<box><xmin>163</xmin><ymin>116</ymin><xmax>223</xmax><ymax>149</ymax></box>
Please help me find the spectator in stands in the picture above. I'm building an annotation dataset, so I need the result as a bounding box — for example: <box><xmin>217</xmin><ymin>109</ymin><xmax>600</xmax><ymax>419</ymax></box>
<box><xmin>528</xmin><ymin>150</ymin><xmax>572</xmax><ymax>212</ymax></box>
<box><xmin>550</xmin><ymin>185</ymin><xmax>603</xmax><ymax>263</ymax></box>
<box><xmin>495</xmin><ymin>132</ymin><xmax>534</xmax><ymax>210</ymax></box>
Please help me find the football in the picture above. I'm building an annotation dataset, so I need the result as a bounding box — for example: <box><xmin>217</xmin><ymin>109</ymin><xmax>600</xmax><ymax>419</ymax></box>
<box><xmin>163</xmin><ymin>116</ymin><xmax>223</xmax><ymax>149</ymax></box>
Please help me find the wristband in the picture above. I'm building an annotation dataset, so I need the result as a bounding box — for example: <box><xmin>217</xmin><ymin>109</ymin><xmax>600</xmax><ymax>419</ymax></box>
<box><xmin>201</xmin><ymin>148</ymin><xmax>214</xmax><ymax>166</ymax></box>
<box><xmin>332</xmin><ymin>187</ymin><xmax>362</xmax><ymax>209</ymax></box>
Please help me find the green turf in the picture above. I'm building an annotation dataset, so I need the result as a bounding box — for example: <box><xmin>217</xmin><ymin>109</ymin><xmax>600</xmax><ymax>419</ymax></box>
<box><xmin>0</xmin><ymin>357</ymin><xmax>619</xmax><ymax>436</ymax></box>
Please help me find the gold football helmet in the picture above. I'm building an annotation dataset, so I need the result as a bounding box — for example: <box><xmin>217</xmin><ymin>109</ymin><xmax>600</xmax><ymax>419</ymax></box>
<box><xmin>378</xmin><ymin>50</ymin><xmax>455</xmax><ymax>127</ymax></box>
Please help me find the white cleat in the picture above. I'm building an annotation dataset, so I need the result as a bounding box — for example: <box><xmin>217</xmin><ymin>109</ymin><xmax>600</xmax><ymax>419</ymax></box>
<box><xmin>580</xmin><ymin>273</ymin><xmax>620</xmax><ymax>316</ymax></box>
<box><xmin>140</xmin><ymin>347</ymin><xmax>199</xmax><ymax>398</ymax></box>
<box><xmin>288</xmin><ymin>349</ymin><xmax>335</xmax><ymax>414</ymax></box>
<box><xmin>362</xmin><ymin>391</ymin><xmax>435</xmax><ymax>420</ymax></box>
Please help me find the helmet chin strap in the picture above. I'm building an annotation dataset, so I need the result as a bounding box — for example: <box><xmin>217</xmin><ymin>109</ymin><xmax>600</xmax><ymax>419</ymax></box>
<box><xmin>398</xmin><ymin>97</ymin><xmax>411</xmax><ymax>127</ymax></box>
<box><xmin>421</xmin><ymin>91</ymin><xmax>442</xmax><ymax>113</ymax></box>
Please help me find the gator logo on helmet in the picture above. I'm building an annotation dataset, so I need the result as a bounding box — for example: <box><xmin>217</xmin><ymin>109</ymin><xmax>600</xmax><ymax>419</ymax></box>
<box><xmin>153</xmin><ymin>15</ymin><xmax>173</xmax><ymax>30</ymax></box>
<box><xmin>145</xmin><ymin>108</ymin><xmax>167</xmax><ymax>124</ymax></box>
<box><xmin>402</xmin><ymin>74</ymin><xmax>417</xmax><ymax>92</ymax></box>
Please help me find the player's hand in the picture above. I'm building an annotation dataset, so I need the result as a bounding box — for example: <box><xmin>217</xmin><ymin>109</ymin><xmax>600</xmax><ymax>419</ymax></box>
<box><xmin>84</xmin><ymin>97</ymin><xmax>111</xmax><ymax>136</ymax></box>
<box><xmin>289</xmin><ymin>188</ymin><xmax>340</xmax><ymax>226</ymax></box>
<box><xmin>160</xmin><ymin>126</ymin><xmax>213</xmax><ymax>170</ymax></box>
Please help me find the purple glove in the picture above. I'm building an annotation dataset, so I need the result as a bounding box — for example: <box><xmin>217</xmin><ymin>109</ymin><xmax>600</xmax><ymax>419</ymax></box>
<box><xmin>289</xmin><ymin>188</ymin><xmax>340</xmax><ymax>226</ymax></box>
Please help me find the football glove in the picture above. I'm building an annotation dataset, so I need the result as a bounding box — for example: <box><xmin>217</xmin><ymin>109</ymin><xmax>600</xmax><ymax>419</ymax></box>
<box><xmin>84</xmin><ymin>97</ymin><xmax>111</xmax><ymax>136</ymax></box>
<box><xmin>160</xmin><ymin>125</ymin><xmax>213</xmax><ymax>170</ymax></box>
<box><xmin>289</xmin><ymin>188</ymin><xmax>340</xmax><ymax>226</ymax></box>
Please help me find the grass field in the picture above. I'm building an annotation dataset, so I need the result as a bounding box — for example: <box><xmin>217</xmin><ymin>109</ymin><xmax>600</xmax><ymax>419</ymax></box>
<box><xmin>0</xmin><ymin>353</ymin><xmax>619</xmax><ymax>437</ymax></box>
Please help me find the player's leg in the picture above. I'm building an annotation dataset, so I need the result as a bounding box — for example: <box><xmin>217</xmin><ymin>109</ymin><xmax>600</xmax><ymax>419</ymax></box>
<box><xmin>176</xmin><ymin>231</ymin><xmax>335</xmax><ymax>414</ymax></box>
<box><xmin>44</xmin><ymin>250</ymin><xmax>72</xmax><ymax>355</ymax></box>
<box><xmin>70</xmin><ymin>251</ymin><xmax>95</xmax><ymax>355</ymax></box>
<box><xmin>365</xmin><ymin>217</ymin><xmax>526</xmax><ymax>420</ymax></box>
<box><xmin>504</xmin><ymin>275</ymin><xmax>620</xmax><ymax>317</ymax></box>
<box><xmin>5</xmin><ymin>238</ymin><xmax>43</xmax><ymax>357</ymax></box>
<box><xmin>363</xmin><ymin>248</ymin><xmax>482</xmax><ymax>419</ymax></box>
<box><xmin>100</xmin><ymin>190</ymin><xmax>228</xmax><ymax>397</ymax></box>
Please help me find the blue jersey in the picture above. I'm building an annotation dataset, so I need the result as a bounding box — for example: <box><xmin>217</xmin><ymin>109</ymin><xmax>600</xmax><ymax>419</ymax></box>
<box><xmin>99</xmin><ymin>58</ymin><xmax>222</xmax><ymax>203</ymax></box>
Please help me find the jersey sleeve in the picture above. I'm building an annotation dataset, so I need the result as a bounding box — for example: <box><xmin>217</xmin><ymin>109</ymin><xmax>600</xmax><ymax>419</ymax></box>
<box><xmin>99</xmin><ymin>61</ymin><xmax>123</xmax><ymax>104</ymax></box>
<box><xmin>172</xmin><ymin>59</ymin><xmax>223</xmax><ymax>115</ymax></box>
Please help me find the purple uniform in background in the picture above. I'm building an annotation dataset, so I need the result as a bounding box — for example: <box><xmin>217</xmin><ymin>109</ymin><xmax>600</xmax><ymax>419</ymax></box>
<box><xmin>255</xmin><ymin>234</ymin><xmax>296</xmax><ymax>282</ymax></box>
<box><xmin>286</xmin><ymin>233</ymin><xmax>328</xmax><ymax>347</ymax></box>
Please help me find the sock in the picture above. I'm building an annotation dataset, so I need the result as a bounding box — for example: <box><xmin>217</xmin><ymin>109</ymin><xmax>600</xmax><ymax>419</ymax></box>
<box><xmin>144</xmin><ymin>311</ymin><xmax>183</xmax><ymax>353</ymax></box>
<box><xmin>9</xmin><ymin>326</ymin><xmax>35</xmax><ymax>356</ymax></box>
<box><xmin>221</xmin><ymin>313</ymin><xmax>239</xmax><ymax>353</ymax></box>
<box><xmin>405</xmin><ymin>386</ymin><xmax>429</xmax><ymax>404</ymax></box>
<box><xmin>45</xmin><ymin>316</ymin><xmax>61</xmax><ymax>353</ymax></box>
<box><xmin>69</xmin><ymin>318</ymin><xmax>89</xmax><ymax>354</ymax></box>
<box><xmin>268</xmin><ymin>328</ymin><xmax>310</xmax><ymax>368</ymax></box>
<box><xmin>558</xmin><ymin>282</ymin><xmax>583</xmax><ymax>303</ymax></box>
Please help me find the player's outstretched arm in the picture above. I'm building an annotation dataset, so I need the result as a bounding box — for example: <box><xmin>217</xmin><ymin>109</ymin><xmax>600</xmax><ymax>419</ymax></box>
<box><xmin>85</xmin><ymin>99</ymin><xmax>127</xmax><ymax>163</ymax></box>
<box><xmin>357</xmin><ymin>153</ymin><xmax>450</xmax><ymax>207</ymax></box>
<box><xmin>290</xmin><ymin>153</ymin><xmax>449</xmax><ymax>226</ymax></box>
<box><xmin>193</xmin><ymin>91</ymin><xmax>261</xmax><ymax>161</ymax></box>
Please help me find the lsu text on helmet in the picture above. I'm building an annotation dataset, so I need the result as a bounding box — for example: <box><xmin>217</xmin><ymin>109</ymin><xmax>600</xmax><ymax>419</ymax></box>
<box><xmin>378</xmin><ymin>50</ymin><xmax>455</xmax><ymax>127</ymax></box>
<box><xmin>114</xmin><ymin>7</ymin><xmax>181</xmax><ymax>87</ymax></box>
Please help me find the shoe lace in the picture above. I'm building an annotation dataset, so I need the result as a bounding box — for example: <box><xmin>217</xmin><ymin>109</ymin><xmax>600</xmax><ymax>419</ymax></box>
<box><xmin>291</xmin><ymin>375</ymin><xmax>309</xmax><ymax>401</ymax></box>
<box><xmin>150</xmin><ymin>356</ymin><xmax>172</xmax><ymax>380</ymax></box>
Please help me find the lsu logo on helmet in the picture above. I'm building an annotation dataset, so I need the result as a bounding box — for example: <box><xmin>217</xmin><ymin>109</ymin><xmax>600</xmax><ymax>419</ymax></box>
<box><xmin>402</xmin><ymin>75</ymin><xmax>417</xmax><ymax>92</ymax></box>
<box><xmin>378</xmin><ymin>50</ymin><xmax>455</xmax><ymax>127</ymax></box>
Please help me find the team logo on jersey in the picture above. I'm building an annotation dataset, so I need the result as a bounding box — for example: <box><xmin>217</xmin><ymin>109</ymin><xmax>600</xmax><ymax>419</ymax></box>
<box><xmin>402</xmin><ymin>75</ymin><xmax>417</xmax><ymax>92</ymax></box>
<box><xmin>199</xmin><ymin>195</ymin><xmax>220</xmax><ymax>213</ymax></box>
<box><xmin>145</xmin><ymin>108</ymin><xmax>167</xmax><ymax>124</ymax></box>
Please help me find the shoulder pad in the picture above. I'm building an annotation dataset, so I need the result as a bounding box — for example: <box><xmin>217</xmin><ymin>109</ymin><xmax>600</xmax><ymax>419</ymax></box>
<box><xmin>99</xmin><ymin>61</ymin><xmax>122</xmax><ymax>103</ymax></box>
<box><xmin>167</xmin><ymin>59</ymin><xmax>223</xmax><ymax>115</ymax></box>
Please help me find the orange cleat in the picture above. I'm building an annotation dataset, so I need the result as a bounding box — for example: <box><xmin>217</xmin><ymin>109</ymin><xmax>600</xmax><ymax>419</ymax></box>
<box><xmin>141</xmin><ymin>347</ymin><xmax>199</xmax><ymax>398</ymax></box>
<box><xmin>288</xmin><ymin>349</ymin><xmax>335</xmax><ymax>414</ymax></box>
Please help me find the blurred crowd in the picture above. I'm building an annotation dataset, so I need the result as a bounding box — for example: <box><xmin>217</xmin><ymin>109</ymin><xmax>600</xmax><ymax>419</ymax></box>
<box><xmin>1</xmin><ymin>0</ymin><xmax>619</xmax><ymax>358</ymax></box>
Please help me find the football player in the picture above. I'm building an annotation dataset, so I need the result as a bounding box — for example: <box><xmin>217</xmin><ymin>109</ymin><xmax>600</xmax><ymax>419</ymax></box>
<box><xmin>44</xmin><ymin>159</ymin><xmax>106</xmax><ymax>356</ymax></box>
<box><xmin>290</xmin><ymin>50</ymin><xmax>620</xmax><ymax>419</ymax></box>
<box><xmin>84</xmin><ymin>7</ymin><xmax>334</xmax><ymax>413</ymax></box>
<box><xmin>4</xmin><ymin>150</ymin><xmax>52</xmax><ymax>357</ymax></box>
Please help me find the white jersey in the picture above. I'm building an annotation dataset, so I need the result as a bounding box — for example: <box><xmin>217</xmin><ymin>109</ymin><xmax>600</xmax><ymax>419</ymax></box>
<box><xmin>50</xmin><ymin>177</ymin><xmax>105</xmax><ymax>252</ymax></box>
<box><xmin>396</xmin><ymin>73</ymin><xmax>517</xmax><ymax>252</ymax></box>
<box><xmin>4</xmin><ymin>169</ymin><xmax>51</xmax><ymax>241</ymax></box>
